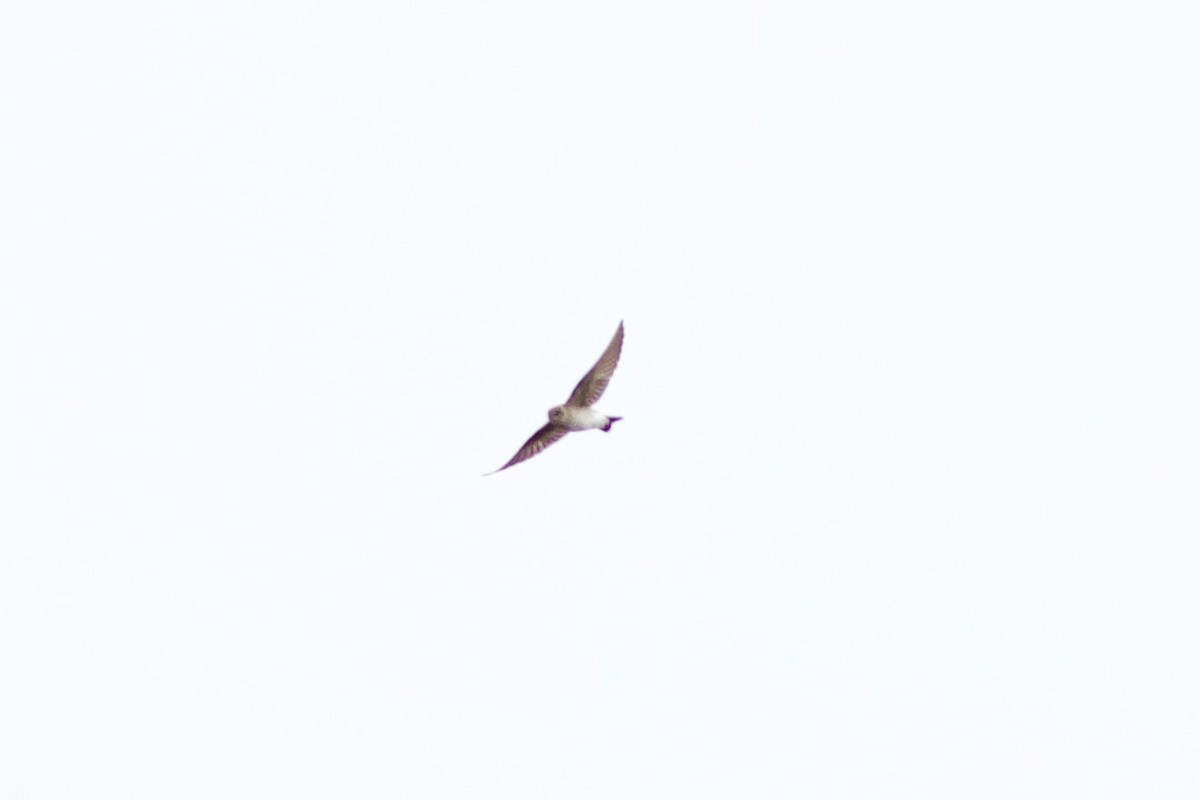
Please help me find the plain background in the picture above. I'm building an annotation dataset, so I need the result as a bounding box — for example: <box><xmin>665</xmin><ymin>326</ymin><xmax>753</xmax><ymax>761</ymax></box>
<box><xmin>2</xmin><ymin>2</ymin><xmax>1197</xmax><ymax>797</ymax></box>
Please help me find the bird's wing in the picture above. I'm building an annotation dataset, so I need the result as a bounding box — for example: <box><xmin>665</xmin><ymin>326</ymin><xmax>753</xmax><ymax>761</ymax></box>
<box><xmin>486</xmin><ymin>423</ymin><xmax>569</xmax><ymax>475</ymax></box>
<box><xmin>565</xmin><ymin>321</ymin><xmax>624</xmax><ymax>408</ymax></box>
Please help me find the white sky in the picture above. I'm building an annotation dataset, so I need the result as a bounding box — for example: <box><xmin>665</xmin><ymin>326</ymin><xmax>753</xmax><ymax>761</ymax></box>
<box><xmin>2</xmin><ymin>2</ymin><xmax>1198</xmax><ymax>797</ymax></box>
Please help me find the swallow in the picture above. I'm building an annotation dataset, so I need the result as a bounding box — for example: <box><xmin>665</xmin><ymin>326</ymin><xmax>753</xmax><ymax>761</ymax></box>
<box><xmin>487</xmin><ymin>321</ymin><xmax>624</xmax><ymax>475</ymax></box>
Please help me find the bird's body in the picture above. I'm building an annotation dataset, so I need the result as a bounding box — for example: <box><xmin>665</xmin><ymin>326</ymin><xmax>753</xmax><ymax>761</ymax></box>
<box><xmin>487</xmin><ymin>321</ymin><xmax>625</xmax><ymax>475</ymax></box>
<box><xmin>550</xmin><ymin>405</ymin><xmax>614</xmax><ymax>432</ymax></box>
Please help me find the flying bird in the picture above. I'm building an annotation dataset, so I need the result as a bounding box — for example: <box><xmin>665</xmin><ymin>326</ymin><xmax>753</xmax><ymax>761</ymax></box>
<box><xmin>486</xmin><ymin>321</ymin><xmax>625</xmax><ymax>475</ymax></box>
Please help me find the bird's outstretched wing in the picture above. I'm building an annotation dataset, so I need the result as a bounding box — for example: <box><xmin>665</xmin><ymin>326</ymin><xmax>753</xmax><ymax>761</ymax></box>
<box><xmin>565</xmin><ymin>321</ymin><xmax>624</xmax><ymax>408</ymax></box>
<box><xmin>486</xmin><ymin>423</ymin><xmax>569</xmax><ymax>475</ymax></box>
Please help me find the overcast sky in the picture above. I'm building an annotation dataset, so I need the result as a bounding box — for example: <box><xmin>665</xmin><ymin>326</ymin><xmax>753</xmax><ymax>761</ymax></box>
<box><xmin>2</xmin><ymin>2</ymin><xmax>1197</xmax><ymax>798</ymax></box>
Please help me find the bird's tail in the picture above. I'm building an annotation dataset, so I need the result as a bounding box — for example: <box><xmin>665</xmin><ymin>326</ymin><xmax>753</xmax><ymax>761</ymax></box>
<box><xmin>602</xmin><ymin>416</ymin><xmax>623</xmax><ymax>432</ymax></box>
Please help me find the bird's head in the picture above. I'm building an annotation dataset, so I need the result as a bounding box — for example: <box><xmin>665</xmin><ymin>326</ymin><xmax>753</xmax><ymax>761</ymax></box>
<box><xmin>548</xmin><ymin>406</ymin><xmax>564</xmax><ymax>422</ymax></box>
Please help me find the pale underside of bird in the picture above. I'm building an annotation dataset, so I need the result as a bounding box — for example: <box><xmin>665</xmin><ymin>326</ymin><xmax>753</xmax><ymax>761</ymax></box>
<box><xmin>486</xmin><ymin>321</ymin><xmax>625</xmax><ymax>475</ymax></box>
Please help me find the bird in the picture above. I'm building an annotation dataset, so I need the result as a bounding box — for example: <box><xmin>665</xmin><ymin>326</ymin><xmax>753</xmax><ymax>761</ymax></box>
<box><xmin>486</xmin><ymin>321</ymin><xmax>625</xmax><ymax>475</ymax></box>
